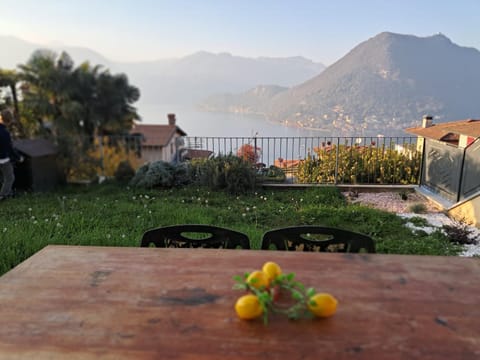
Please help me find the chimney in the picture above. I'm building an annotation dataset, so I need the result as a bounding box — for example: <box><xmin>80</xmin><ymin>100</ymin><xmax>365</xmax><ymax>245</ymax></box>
<box><xmin>422</xmin><ymin>115</ymin><xmax>433</xmax><ymax>128</ymax></box>
<box><xmin>167</xmin><ymin>113</ymin><xmax>176</xmax><ymax>126</ymax></box>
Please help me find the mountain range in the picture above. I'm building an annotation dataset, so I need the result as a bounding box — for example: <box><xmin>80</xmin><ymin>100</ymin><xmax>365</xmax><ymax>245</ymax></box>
<box><xmin>0</xmin><ymin>35</ymin><xmax>325</xmax><ymax>108</ymax></box>
<box><xmin>202</xmin><ymin>32</ymin><xmax>480</xmax><ymax>136</ymax></box>
<box><xmin>3</xmin><ymin>33</ymin><xmax>480</xmax><ymax>136</ymax></box>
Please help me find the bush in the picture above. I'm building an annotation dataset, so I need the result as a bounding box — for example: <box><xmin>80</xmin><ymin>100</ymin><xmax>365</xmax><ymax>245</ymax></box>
<box><xmin>296</xmin><ymin>143</ymin><xmax>421</xmax><ymax>185</ymax></box>
<box><xmin>442</xmin><ymin>220</ymin><xmax>479</xmax><ymax>245</ymax></box>
<box><xmin>237</xmin><ymin>143</ymin><xmax>261</xmax><ymax>164</ymax></box>
<box><xmin>224</xmin><ymin>158</ymin><xmax>256</xmax><ymax>194</ymax></box>
<box><xmin>261</xmin><ymin>165</ymin><xmax>286</xmax><ymax>183</ymax></box>
<box><xmin>61</xmin><ymin>136</ymin><xmax>140</xmax><ymax>182</ymax></box>
<box><xmin>399</xmin><ymin>189</ymin><xmax>410</xmax><ymax>201</ymax></box>
<box><xmin>173</xmin><ymin>163</ymin><xmax>192</xmax><ymax>186</ymax></box>
<box><xmin>408</xmin><ymin>203</ymin><xmax>427</xmax><ymax>214</ymax></box>
<box><xmin>114</xmin><ymin>160</ymin><xmax>135</xmax><ymax>183</ymax></box>
<box><xmin>129</xmin><ymin>163</ymin><xmax>149</xmax><ymax>187</ymax></box>
<box><xmin>129</xmin><ymin>161</ymin><xmax>191</xmax><ymax>188</ymax></box>
<box><xmin>192</xmin><ymin>154</ymin><xmax>256</xmax><ymax>194</ymax></box>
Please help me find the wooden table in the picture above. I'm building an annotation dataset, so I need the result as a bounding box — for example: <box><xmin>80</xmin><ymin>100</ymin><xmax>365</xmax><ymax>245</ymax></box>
<box><xmin>0</xmin><ymin>245</ymin><xmax>478</xmax><ymax>359</ymax></box>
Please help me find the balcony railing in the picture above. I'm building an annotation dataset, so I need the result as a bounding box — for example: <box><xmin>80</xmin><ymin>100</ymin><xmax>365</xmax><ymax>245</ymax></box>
<box><xmin>180</xmin><ymin>136</ymin><xmax>421</xmax><ymax>185</ymax></box>
<box><xmin>65</xmin><ymin>135</ymin><xmax>421</xmax><ymax>185</ymax></box>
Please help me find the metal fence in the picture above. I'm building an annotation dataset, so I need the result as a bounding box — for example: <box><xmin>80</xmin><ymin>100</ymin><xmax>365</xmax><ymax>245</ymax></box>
<box><xmin>63</xmin><ymin>135</ymin><xmax>421</xmax><ymax>185</ymax></box>
<box><xmin>180</xmin><ymin>136</ymin><xmax>421</xmax><ymax>185</ymax></box>
<box><xmin>182</xmin><ymin>135</ymin><xmax>418</xmax><ymax>163</ymax></box>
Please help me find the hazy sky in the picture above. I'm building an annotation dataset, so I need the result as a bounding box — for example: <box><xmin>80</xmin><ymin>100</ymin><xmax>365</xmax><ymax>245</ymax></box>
<box><xmin>1</xmin><ymin>0</ymin><xmax>479</xmax><ymax>65</ymax></box>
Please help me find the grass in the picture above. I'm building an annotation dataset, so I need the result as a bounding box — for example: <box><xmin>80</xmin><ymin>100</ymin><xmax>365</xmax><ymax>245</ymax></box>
<box><xmin>0</xmin><ymin>183</ymin><xmax>462</xmax><ymax>275</ymax></box>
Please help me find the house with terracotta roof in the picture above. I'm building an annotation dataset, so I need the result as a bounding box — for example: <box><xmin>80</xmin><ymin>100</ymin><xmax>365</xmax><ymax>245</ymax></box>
<box><xmin>130</xmin><ymin>114</ymin><xmax>187</xmax><ymax>164</ymax></box>
<box><xmin>406</xmin><ymin>116</ymin><xmax>480</xmax><ymax>151</ymax></box>
<box><xmin>406</xmin><ymin>116</ymin><xmax>480</xmax><ymax>227</ymax></box>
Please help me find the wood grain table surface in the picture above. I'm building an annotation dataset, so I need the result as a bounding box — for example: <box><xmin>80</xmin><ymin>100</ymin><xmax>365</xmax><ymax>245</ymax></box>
<box><xmin>0</xmin><ymin>245</ymin><xmax>478</xmax><ymax>359</ymax></box>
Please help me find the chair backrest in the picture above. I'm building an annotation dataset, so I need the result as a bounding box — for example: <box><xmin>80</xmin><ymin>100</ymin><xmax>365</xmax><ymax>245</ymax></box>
<box><xmin>140</xmin><ymin>224</ymin><xmax>250</xmax><ymax>249</ymax></box>
<box><xmin>261</xmin><ymin>226</ymin><xmax>375</xmax><ymax>253</ymax></box>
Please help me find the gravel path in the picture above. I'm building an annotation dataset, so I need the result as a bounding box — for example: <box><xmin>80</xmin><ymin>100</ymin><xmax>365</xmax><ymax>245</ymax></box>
<box><xmin>344</xmin><ymin>191</ymin><xmax>442</xmax><ymax>214</ymax></box>
<box><xmin>343</xmin><ymin>191</ymin><xmax>480</xmax><ymax>257</ymax></box>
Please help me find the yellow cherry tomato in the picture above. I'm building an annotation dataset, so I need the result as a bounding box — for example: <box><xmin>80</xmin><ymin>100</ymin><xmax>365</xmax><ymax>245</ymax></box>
<box><xmin>308</xmin><ymin>293</ymin><xmax>338</xmax><ymax>318</ymax></box>
<box><xmin>235</xmin><ymin>294</ymin><xmax>263</xmax><ymax>320</ymax></box>
<box><xmin>246</xmin><ymin>270</ymin><xmax>270</xmax><ymax>290</ymax></box>
<box><xmin>262</xmin><ymin>261</ymin><xmax>282</xmax><ymax>281</ymax></box>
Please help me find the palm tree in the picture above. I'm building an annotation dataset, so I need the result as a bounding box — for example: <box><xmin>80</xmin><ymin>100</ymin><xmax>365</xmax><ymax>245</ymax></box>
<box><xmin>94</xmin><ymin>71</ymin><xmax>140</xmax><ymax>136</ymax></box>
<box><xmin>19</xmin><ymin>50</ymin><xmax>140</xmax><ymax>139</ymax></box>
<box><xmin>0</xmin><ymin>68</ymin><xmax>25</xmax><ymax>138</ymax></box>
<box><xmin>18</xmin><ymin>49</ymin><xmax>65</xmax><ymax>134</ymax></box>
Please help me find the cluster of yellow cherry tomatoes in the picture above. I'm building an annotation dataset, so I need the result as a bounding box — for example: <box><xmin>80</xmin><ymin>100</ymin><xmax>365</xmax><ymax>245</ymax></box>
<box><xmin>234</xmin><ymin>261</ymin><xmax>338</xmax><ymax>321</ymax></box>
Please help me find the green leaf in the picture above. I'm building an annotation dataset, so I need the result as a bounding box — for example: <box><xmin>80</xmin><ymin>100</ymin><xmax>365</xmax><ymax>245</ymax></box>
<box><xmin>286</xmin><ymin>273</ymin><xmax>295</xmax><ymax>281</ymax></box>
<box><xmin>263</xmin><ymin>310</ymin><xmax>269</xmax><ymax>325</ymax></box>
<box><xmin>293</xmin><ymin>281</ymin><xmax>305</xmax><ymax>291</ymax></box>
<box><xmin>291</xmin><ymin>290</ymin><xmax>303</xmax><ymax>301</ymax></box>
<box><xmin>258</xmin><ymin>292</ymin><xmax>271</xmax><ymax>302</ymax></box>
<box><xmin>232</xmin><ymin>283</ymin><xmax>248</xmax><ymax>290</ymax></box>
<box><xmin>232</xmin><ymin>275</ymin><xmax>244</xmax><ymax>282</ymax></box>
<box><xmin>306</xmin><ymin>287</ymin><xmax>316</xmax><ymax>297</ymax></box>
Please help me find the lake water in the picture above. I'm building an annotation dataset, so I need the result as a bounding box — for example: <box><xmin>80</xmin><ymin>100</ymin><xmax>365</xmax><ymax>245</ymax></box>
<box><xmin>136</xmin><ymin>103</ymin><xmax>414</xmax><ymax>166</ymax></box>
<box><xmin>137</xmin><ymin>103</ymin><xmax>327</xmax><ymax>138</ymax></box>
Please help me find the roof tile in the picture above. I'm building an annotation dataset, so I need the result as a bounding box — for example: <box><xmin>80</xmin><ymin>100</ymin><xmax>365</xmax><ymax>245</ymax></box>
<box><xmin>130</xmin><ymin>124</ymin><xmax>187</xmax><ymax>147</ymax></box>
<box><xmin>405</xmin><ymin>119</ymin><xmax>480</xmax><ymax>140</ymax></box>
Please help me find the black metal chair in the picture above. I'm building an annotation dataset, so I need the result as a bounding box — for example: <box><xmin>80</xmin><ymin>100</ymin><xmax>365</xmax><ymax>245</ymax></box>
<box><xmin>140</xmin><ymin>224</ymin><xmax>250</xmax><ymax>249</ymax></box>
<box><xmin>261</xmin><ymin>226</ymin><xmax>375</xmax><ymax>253</ymax></box>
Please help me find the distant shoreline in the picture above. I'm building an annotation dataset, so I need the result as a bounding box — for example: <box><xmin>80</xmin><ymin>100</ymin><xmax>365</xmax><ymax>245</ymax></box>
<box><xmin>197</xmin><ymin>106</ymin><xmax>332</xmax><ymax>135</ymax></box>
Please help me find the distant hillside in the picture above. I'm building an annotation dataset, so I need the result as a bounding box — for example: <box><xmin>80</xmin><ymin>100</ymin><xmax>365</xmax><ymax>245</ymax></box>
<box><xmin>0</xmin><ymin>35</ymin><xmax>115</xmax><ymax>70</ymax></box>
<box><xmin>0</xmin><ymin>35</ymin><xmax>325</xmax><ymax>110</ymax></box>
<box><xmin>121</xmin><ymin>52</ymin><xmax>325</xmax><ymax>105</ymax></box>
<box><xmin>204</xmin><ymin>32</ymin><xmax>480</xmax><ymax>136</ymax></box>
<box><xmin>200</xmin><ymin>85</ymin><xmax>288</xmax><ymax>114</ymax></box>
<box><xmin>271</xmin><ymin>32</ymin><xmax>480</xmax><ymax>135</ymax></box>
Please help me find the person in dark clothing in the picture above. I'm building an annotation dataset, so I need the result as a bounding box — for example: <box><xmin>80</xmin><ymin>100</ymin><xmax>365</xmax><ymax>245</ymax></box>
<box><xmin>0</xmin><ymin>114</ymin><xmax>21</xmax><ymax>200</ymax></box>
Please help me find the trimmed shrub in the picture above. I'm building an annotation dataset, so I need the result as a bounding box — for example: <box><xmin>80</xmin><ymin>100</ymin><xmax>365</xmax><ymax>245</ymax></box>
<box><xmin>192</xmin><ymin>154</ymin><xmax>256</xmax><ymax>194</ymax></box>
<box><xmin>129</xmin><ymin>163</ymin><xmax>149</xmax><ymax>187</ymax></box>
<box><xmin>129</xmin><ymin>161</ymin><xmax>174</xmax><ymax>188</ymax></box>
<box><xmin>173</xmin><ymin>163</ymin><xmax>192</xmax><ymax>186</ymax></box>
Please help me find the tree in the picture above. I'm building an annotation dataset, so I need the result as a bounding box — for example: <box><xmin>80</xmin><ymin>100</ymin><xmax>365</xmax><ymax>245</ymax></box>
<box><xmin>237</xmin><ymin>143</ymin><xmax>261</xmax><ymax>164</ymax></box>
<box><xmin>93</xmin><ymin>71</ymin><xmax>140</xmax><ymax>136</ymax></box>
<box><xmin>17</xmin><ymin>50</ymin><xmax>141</xmax><ymax>179</ymax></box>
<box><xmin>18</xmin><ymin>50</ymin><xmax>140</xmax><ymax>138</ymax></box>
<box><xmin>0</xmin><ymin>69</ymin><xmax>25</xmax><ymax>138</ymax></box>
<box><xmin>18</xmin><ymin>50</ymin><xmax>68</xmax><ymax>135</ymax></box>
<box><xmin>65</xmin><ymin>63</ymin><xmax>140</xmax><ymax>138</ymax></box>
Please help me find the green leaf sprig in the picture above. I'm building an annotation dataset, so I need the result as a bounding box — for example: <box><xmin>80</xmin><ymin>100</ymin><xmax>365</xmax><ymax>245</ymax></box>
<box><xmin>233</xmin><ymin>272</ymin><xmax>317</xmax><ymax>324</ymax></box>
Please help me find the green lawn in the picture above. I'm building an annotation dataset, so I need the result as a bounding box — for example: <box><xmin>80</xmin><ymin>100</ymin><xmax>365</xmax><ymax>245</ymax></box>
<box><xmin>0</xmin><ymin>183</ymin><xmax>461</xmax><ymax>275</ymax></box>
